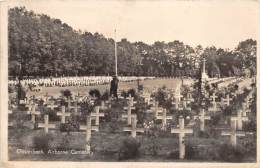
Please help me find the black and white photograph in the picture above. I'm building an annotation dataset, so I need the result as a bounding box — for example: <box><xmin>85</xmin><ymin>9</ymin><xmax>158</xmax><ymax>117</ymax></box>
<box><xmin>0</xmin><ymin>0</ymin><xmax>259</xmax><ymax>165</ymax></box>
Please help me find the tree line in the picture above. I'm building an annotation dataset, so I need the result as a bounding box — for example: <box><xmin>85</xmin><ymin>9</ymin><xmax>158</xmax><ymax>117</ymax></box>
<box><xmin>8</xmin><ymin>7</ymin><xmax>257</xmax><ymax>78</ymax></box>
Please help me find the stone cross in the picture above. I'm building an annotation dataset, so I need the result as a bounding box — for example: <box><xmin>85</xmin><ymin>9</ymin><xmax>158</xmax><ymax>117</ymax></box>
<box><xmin>210</xmin><ymin>92</ymin><xmax>218</xmax><ymax>104</ymax></box>
<box><xmin>100</xmin><ymin>101</ymin><xmax>108</xmax><ymax>110</ymax></box>
<box><xmin>27</xmin><ymin>104</ymin><xmax>41</xmax><ymax>124</ymax></box>
<box><xmin>186</xmin><ymin>92</ymin><xmax>194</xmax><ymax>102</ymax></box>
<box><xmin>47</xmin><ymin>99</ymin><xmax>59</xmax><ymax>110</ymax></box>
<box><xmin>65</xmin><ymin>97</ymin><xmax>73</xmax><ymax>110</ymax></box>
<box><xmin>38</xmin><ymin>115</ymin><xmax>55</xmax><ymax>133</ymax></box>
<box><xmin>25</xmin><ymin>100</ymin><xmax>34</xmax><ymax>111</ymax></box>
<box><xmin>90</xmin><ymin>106</ymin><xmax>104</xmax><ymax>126</ymax></box>
<box><xmin>57</xmin><ymin>106</ymin><xmax>71</xmax><ymax>123</ymax></box>
<box><xmin>70</xmin><ymin>101</ymin><xmax>81</xmax><ymax>115</ymax></box>
<box><xmin>43</xmin><ymin>92</ymin><xmax>50</xmax><ymax>103</ymax></box>
<box><xmin>172</xmin><ymin>99</ymin><xmax>181</xmax><ymax>110</ymax></box>
<box><xmin>230</xmin><ymin>110</ymin><xmax>248</xmax><ymax>130</ymax></box>
<box><xmin>182</xmin><ymin>98</ymin><xmax>191</xmax><ymax>111</ymax></box>
<box><xmin>122</xmin><ymin>102</ymin><xmax>136</xmax><ymax>125</ymax></box>
<box><xmin>241</xmin><ymin>102</ymin><xmax>250</xmax><ymax>117</ymax></box>
<box><xmin>80</xmin><ymin>116</ymin><xmax>99</xmax><ymax>154</ymax></box>
<box><xmin>123</xmin><ymin>114</ymin><xmax>144</xmax><ymax>138</ymax></box>
<box><xmin>221</xmin><ymin>94</ymin><xmax>232</xmax><ymax>106</ymax></box>
<box><xmin>244</xmin><ymin>96</ymin><xmax>251</xmax><ymax>109</ymax></box>
<box><xmin>197</xmin><ymin>109</ymin><xmax>211</xmax><ymax>131</ymax></box>
<box><xmin>208</xmin><ymin>102</ymin><xmax>219</xmax><ymax>113</ymax></box>
<box><xmin>146</xmin><ymin>101</ymin><xmax>163</xmax><ymax>117</ymax></box>
<box><xmin>174</xmin><ymin>90</ymin><xmax>183</xmax><ymax>103</ymax></box>
<box><xmin>221</xmin><ymin>120</ymin><xmax>245</xmax><ymax>147</ymax></box>
<box><xmin>141</xmin><ymin>92</ymin><xmax>151</xmax><ymax>105</ymax></box>
<box><xmin>126</xmin><ymin>94</ymin><xmax>137</xmax><ymax>107</ymax></box>
<box><xmin>171</xmin><ymin>116</ymin><xmax>193</xmax><ymax>159</ymax></box>
<box><xmin>156</xmin><ymin>108</ymin><xmax>173</xmax><ymax>129</ymax></box>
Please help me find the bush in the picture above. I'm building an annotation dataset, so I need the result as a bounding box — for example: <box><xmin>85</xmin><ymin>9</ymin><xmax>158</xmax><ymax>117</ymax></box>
<box><xmin>61</xmin><ymin>89</ymin><xmax>72</xmax><ymax>98</ymax></box>
<box><xmin>118</xmin><ymin>137</ymin><xmax>141</xmax><ymax>160</ymax></box>
<box><xmin>89</xmin><ymin>89</ymin><xmax>101</xmax><ymax>98</ymax></box>
<box><xmin>127</xmin><ymin>89</ymin><xmax>136</xmax><ymax>98</ymax></box>
<box><xmin>101</xmin><ymin>90</ymin><xmax>110</xmax><ymax>101</ymax></box>
<box><xmin>33</xmin><ymin>133</ymin><xmax>54</xmax><ymax>154</ymax></box>
<box><xmin>60</xmin><ymin>119</ymin><xmax>80</xmax><ymax>134</ymax></box>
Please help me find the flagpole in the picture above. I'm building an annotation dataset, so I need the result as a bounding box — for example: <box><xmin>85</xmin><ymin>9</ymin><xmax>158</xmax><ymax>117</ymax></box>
<box><xmin>114</xmin><ymin>29</ymin><xmax>118</xmax><ymax>76</ymax></box>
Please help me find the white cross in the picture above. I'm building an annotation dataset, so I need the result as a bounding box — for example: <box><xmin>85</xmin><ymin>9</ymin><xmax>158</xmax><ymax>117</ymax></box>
<box><xmin>210</xmin><ymin>92</ymin><xmax>218</xmax><ymax>104</ymax></box>
<box><xmin>123</xmin><ymin>114</ymin><xmax>144</xmax><ymax>138</ymax></box>
<box><xmin>80</xmin><ymin>116</ymin><xmax>99</xmax><ymax>154</ymax></box>
<box><xmin>122</xmin><ymin>102</ymin><xmax>136</xmax><ymax>125</ymax></box>
<box><xmin>65</xmin><ymin>97</ymin><xmax>73</xmax><ymax>110</ymax></box>
<box><xmin>47</xmin><ymin>100</ymin><xmax>59</xmax><ymax>110</ymax></box>
<box><xmin>126</xmin><ymin>94</ymin><xmax>136</xmax><ymax>107</ymax></box>
<box><xmin>230</xmin><ymin>110</ymin><xmax>248</xmax><ymax>130</ymax></box>
<box><xmin>197</xmin><ymin>109</ymin><xmax>211</xmax><ymax>131</ymax></box>
<box><xmin>156</xmin><ymin>108</ymin><xmax>173</xmax><ymax>129</ymax></box>
<box><xmin>90</xmin><ymin>106</ymin><xmax>104</xmax><ymax>125</ymax></box>
<box><xmin>208</xmin><ymin>102</ymin><xmax>219</xmax><ymax>113</ymax></box>
<box><xmin>42</xmin><ymin>92</ymin><xmax>50</xmax><ymax>104</ymax></box>
<box><xmin>38</xmin><ymin>115</ymin><xmax>55</xmax><ymax>133</ymax></box>
<box><xmin>186</xmin><ymin>92</ymin><xmax>194</xmax><ymax>102</ymax></box>
<box><xmin>27</xmin><ymin>104</ymin><xmax>41</xmax><ymax>124</ymax></box>
<box><xmin>57</xmin><ymin>106</ymin><xmax>71</xmax><ymax>123</ymax></box>
<box><xmin>221</xmin><ymin>120</ymin><xmax>245</xmax><ymax>147</ymax></box>
<box><xmin>241</xmin><ymin>102</ymin><xmax>250</xmax><ymax>117</ymax></box>
<box><xmin>244</xmin><ymin>96</ymin><xmax>251</xmax><ymax>109</ymax></box>
<box><xmin>221</xmin><ymin>94</ymin><xmax>232</xmax><ymax>106</ymax></box>
<box><xmin>171</xmin><ymin>116</ymin><xmax>193</xmax><ymax>159</ymax></box>
<box><xmin>25</xmin><ymin>100</ymin><xmax>34</xmax><ymax>111</ymax></box>
<box><xmin>142</xmin><ymin>93</ymin><xmax>151</xmax><ymax>105</ymax></box>
<box><xmin>174</xmin><ymin>91</ymin><xmax>183</xmax><ymax>103</ymax></box>
<box><xmin>182</xmin><ymin>98</ymin><xmax>191</xmax><ymax>111</ymax></box>
<box><xmin>70</xmin><ymin>101</ymin><xmax>81</xmax><ymax>115</ymax></box>
<box><xmin>146</xmin><ymin>101</ymin><xmax>163</xmax><ymax>117</ymax></box>
<box><xmin>172</xmin><ymin>99</ymin><xmax>181</xmax><ymax>110</ymax></box>
<box><xmin>100</xmin><ymin>101</ymin><xmax>108</xmax><ymax>110</ymax></box>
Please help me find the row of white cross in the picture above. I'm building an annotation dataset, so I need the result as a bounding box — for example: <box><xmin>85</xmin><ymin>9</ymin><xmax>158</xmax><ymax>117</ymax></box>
<box><xmin>8</xmin><ymin>76</ymin><xmax>155</xmax><ymax>87</ymax></box>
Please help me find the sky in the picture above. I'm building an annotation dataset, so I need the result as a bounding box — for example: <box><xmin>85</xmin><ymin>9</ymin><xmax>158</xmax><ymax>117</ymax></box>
<box><xmin>7</xmin><ymin>0</ymin><xmax>259</xmax><ymax>49</ymax></box>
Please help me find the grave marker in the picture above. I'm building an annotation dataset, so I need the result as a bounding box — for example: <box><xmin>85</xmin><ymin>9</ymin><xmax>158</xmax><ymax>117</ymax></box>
<box><xmin>57</xmin><ymin>106</ymin><xmax>71</xmax><ymax>123</ymax></box>
<box><xmin>221</xmin><ymin>94</ymin><xmax>232</xmax><ymax>106</ymax></box>
<box><xmin>27</xmin><ymin>104</ymin><xmax>41</xmax><ymax>124</ymax></box>
<box><xmin>197</xmin><ymin>109</ymin><xmax>211</xmax><ymax>131</ymax></box>
<box><xmin>38</xmin><ymin>115</ymin><xmax>55</xmax><ymax>133</ymax></box>
<box><xmin>146</xmin><ymin>101</ymin><xmax>163</xmax><ymax>117</ymax></box>
<box><xmin>122</xmin><ymin>102</ymin><xmax>136</xmax><ymax>125</ymax></box>
<box><xmin>123</xmin><ymin>114</ymin><xmax>144</xmax><ymax>138</ymax></box>
<box><xmin>171</xmin><ymin>116</ymin><xmax>193</xmax><ymax>159</ymax></box>
<box><xmin>156</xmin><ymin>108</ymin><xmax>173</xmax><ymax>129</ymax></box>
<box><xmin>47</xmin><ymin>99</ymin><xmax>59</xmax><ymax>110</ymax></box>
<box><xmin>90</xmin><ymin>106</ymin><xmax>104</xmax><ymax>126</ymax></box>
<box><xmin>221</xmin><ymin>120</ymin><xmax>245</xmax><ymax>147</ymax></box>
<box><xmin>80</xmin><ymin>116</ymin><xmax>99</xmax><ymax>154</ymax></box>
<box><xmin>231</xmin><ymin>110</ymin><xmax>248</xmax><ymax>130</ymax></box>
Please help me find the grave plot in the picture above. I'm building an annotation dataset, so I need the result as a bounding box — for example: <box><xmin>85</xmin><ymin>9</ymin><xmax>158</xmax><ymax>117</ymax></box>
<box><xmin>8</xmin><ymin>77</ymin><xmax>256</xmax><ymax>162</ymax></box>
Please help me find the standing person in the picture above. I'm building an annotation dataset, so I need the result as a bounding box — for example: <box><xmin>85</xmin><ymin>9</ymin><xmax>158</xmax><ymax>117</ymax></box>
<box><xmin>110</xmin><ymin>75</ymin><xmax>119</xmax><ymax>99</ymax></box>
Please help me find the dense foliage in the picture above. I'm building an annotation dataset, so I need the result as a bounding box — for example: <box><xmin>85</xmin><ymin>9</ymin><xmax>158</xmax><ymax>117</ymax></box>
<box><xmin>9</xmin><ymin>7</ymin><xmax>257</xmax><ymax>78</ymax></box>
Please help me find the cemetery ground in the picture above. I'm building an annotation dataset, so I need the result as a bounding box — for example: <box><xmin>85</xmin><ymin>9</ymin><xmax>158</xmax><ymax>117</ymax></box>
<box><xmin>8</xmin><ymin>77</ymin><xmax>257</xmax><ymax>162</ymax></box>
